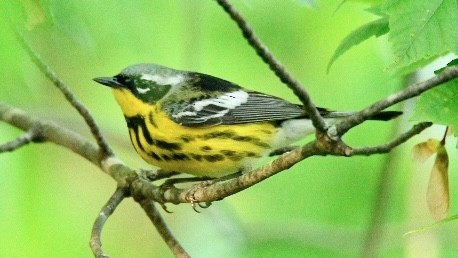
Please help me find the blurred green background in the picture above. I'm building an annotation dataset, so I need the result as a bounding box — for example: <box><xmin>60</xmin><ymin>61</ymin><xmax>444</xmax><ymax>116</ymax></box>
<box><xmin>1</xmin><ymin>0</ymin><xmax>457</xmax><ymax>257</ymax></box>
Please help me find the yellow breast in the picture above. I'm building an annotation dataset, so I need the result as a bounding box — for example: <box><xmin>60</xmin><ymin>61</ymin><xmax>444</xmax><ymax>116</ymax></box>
<box><xmin>113</xmin><ymin>89</ymin><xmax>276</xmax><ymax>177</ymax></box>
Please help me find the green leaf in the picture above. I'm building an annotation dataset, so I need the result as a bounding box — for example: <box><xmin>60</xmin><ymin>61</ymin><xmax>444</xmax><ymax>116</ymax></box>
<box><xmin>411</xmin><ymin>60</ymin><xmax>458</xmax><ymax>135</ymax></box>
<box><xmin>383</xmin><ymin>0</ymin><xmax>458</xmax><ymax>73</ymax></box>
<box><xmin>327</xmin><ymin>17</ymin><xmax>389</xmax><ymax>73</ymax></box>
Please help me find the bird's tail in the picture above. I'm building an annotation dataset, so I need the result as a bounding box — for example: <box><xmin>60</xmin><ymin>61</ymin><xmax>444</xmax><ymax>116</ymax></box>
<box><xmin>367</xmin><ymin>111</ymin><xmax>403</xmax><ymax>121</ymax></box>
<box><xmin>324</xmin><ymin>110</ymin><xmax>402</xmax><ymax>121</ymax></box>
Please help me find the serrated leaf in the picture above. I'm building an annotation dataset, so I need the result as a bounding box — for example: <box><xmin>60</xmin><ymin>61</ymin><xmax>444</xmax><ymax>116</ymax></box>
<box><xmin>411</xmin><ymin>65</ymin><xmax>458</xmax><ymax>136</ymax></box>
<box><xmin>327</xmin><ymin>17</ymin><xmax>389</xmax><ymax>73</ymax></box>
<box><xmin>412</xmin><ymin>138</ymin><xmax>440</xmax><ymax>162</ymax></box>
<box><xmin>427</xmin><ymin>145</ymin><xmax>449</xmax><ymax>221</ymax></box>
<box><xmin>383</xmin><ymin>0</ymin><xmax>458</xmax><ymax>72</ymax></box>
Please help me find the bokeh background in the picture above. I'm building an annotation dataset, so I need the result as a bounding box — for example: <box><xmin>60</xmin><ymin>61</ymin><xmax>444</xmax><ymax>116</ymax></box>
<box><xmin>1</xmin><ymin>1</ymin><xmax>457</xmax><ymax>257</ymax></box>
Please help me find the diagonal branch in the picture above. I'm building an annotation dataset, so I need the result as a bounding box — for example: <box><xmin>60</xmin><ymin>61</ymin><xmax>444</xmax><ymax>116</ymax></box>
<box><xmin>334</xmin><ymin>66</ymin><xmax>458</xmax><ymax>136</ymax></box>
<box><xmin>352</xmin><ymin>122</ymin><xmax>433</xmax><ymax>155</ymax></box>
<box><xmin>0</xmin><ymin>128</ymin><xmax>43</xmax><ymax>153</ymax></box>
<box><xmin>15</xmin><ymin>32</ymin><xmax>114</xmax><ymax>159</ymax></box>
<box><xmin>215</xmin><ymin>0</ymin><xmax>328</xmax><ymax>133</ymax></box>
<box><xmin>90</xmin><ymin>187</ymin><xmax>129</xmax><ymax>258</ymax></box>
<box><xmin>134</xmin><ymin>122</ymin><xmax>434</xmax><ymax>205</ymax></box>
<box><xmin>138</xmin><ymin>199</ymin><xmax>190</xmax><ymax>258</ymax></box>
<box><xmin>134</xmin><ymin>143</ymin><xmax>319</xmax><ymax>205</ymax></box>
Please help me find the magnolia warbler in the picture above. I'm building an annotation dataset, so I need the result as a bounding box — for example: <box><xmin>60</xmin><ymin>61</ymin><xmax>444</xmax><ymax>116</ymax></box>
<box><xmin>94</xmin><ymin>64</ymin><xmax>401</xmax><ymax>177</ymax></box>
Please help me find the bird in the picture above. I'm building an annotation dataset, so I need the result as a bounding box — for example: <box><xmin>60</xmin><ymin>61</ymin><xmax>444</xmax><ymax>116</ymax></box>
<box><xmin>93</xmin><ymin>63</ymin><xmax>401</xmax><ymax>177</ymax></box>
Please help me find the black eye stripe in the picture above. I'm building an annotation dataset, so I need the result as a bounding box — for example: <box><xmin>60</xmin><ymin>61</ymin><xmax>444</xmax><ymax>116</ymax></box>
<box><xmin>114</xmin><ymin>74</ymin><xmax>126</xmax><ymax>83</ymax></box>
<box><xmin>115</xmin><ymin>74</ymin><xmax>139</xmax><ymax>92</ymax></box>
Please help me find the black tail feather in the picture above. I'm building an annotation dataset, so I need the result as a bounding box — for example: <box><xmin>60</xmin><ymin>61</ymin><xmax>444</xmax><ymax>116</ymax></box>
<box><xmin>368</xmin><ymin>111</ymin><xmax>403</xmax><ymax>121</ymax></box>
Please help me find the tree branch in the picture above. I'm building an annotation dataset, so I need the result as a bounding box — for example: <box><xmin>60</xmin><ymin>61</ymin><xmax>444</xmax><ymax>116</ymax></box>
<box><xmin>0</xmin><ymin>128</ymin><xmax>43</xmax><ymax>153</ymax></box>
<box><xmin>334</xmin><ymin>66</ymin><xmax>458</xmax><ymax>136</ymax></box>
<box><xmin>215</xmin><ymin>0</ymin><xmax>328</xmax><ymax>133</ymax></box>
<box><xmin>15</xmin><ymin>32</ymin><xmax>114</xmax><ymax>159</ymax></box>
<box><xmin>135</xmin><ymin>122</ymin><xmax>435</xmax><ymax>206</ymax></box>
<box><xmin>352</xmin><ymin>122</ymin><xmax>433</xmax><ymax>155</ymax></box>
<box><xmin>90</xmin><ymin>187</ymin><xmax>129</xmax><ymax>258</ymax></box>
<box><xmin>0</xmin><ymin>103</ymin><xmax>134</xmax><ymax>183</ymax></box>
<box><xmin>133</xmin><ymin>143</ymin><xmax>319</xmax><ymax>204</ymax></box>
<box><xmin>138</xmin><ymin>199</ymin><xmax>190</xmax><ymax>258</ymax></box>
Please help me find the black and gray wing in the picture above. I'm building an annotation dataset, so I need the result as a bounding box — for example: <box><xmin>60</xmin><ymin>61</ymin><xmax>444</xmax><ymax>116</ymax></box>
<box><xmin>169</xmin><ymin>90</ymin><xmax>311</xmax><ymax>127</ymax></box>
<box><xmin>164</xmin><ymin>72</ymin><xmax>341</xmax><ymax>127</ymax></box>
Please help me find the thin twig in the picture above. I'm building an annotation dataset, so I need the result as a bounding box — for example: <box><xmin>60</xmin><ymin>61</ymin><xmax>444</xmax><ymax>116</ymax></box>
<box><xmin>15</xmin><ymin>32</ymin><xmax>114</xmax><ymax>158</ymax></box>
<box><xmin>335</xmin><ymin>66</ymin><xmax>458</xmax><ymax>136</ymax></box>
<box><xmin>138</xmin><ymin>199</ymin><xmax>190</xmax><ymax>258</ymax></box>
<box><xmin>90</xmin><ymin>187</ymin><xmax>129</xmax><ymax>258</ymax></box>
<box><xmin>0</xmin><ymin>128</ymin><xmax>43</xmax><ymax>153</ymax></box>
<box><xmin>215</xmin><ymin>0</ymin><xmax>328</xmax><ymax>132</ymax></box>
<box><xmin>352</xmin><ymin>122</ymin><xmax>433</xmax><ymax>155</ymax></box>
<box><xmin>440</xmin><ymin>126</ymin><xmax>449</xmax><ymax>145</ymax></box>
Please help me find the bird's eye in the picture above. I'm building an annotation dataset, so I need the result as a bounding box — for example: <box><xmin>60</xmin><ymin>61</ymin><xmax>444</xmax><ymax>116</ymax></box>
<box><xmin>114</xmin><ymin>74</ymin><xmax>128</xmax><ymax>84</ymax></box>
<box><xmin>114</xmin><ymin>74</ymin><xmax>137</xmax><ymax>91</ymax></box>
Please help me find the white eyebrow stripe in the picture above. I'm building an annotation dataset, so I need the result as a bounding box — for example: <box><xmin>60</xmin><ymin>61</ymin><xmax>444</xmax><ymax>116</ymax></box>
<box><xmin>140</xmin><ymin>73</ymin><xmax>185</xmax><ymax>85</ymax></box>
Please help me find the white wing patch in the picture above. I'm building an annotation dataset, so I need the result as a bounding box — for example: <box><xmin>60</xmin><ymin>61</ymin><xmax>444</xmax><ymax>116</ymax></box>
<box><xmin>136</xmin><ymin>87</ymin><xmax>151</xmax><ymax>94</ymax></box>
<box><xmin>141</xmin><ymin>73</ymin><xmax>185</xmax><ymax>85</ymax></box>
<box><xmin>193</xmin><ymin>90</ymin><xmax>249</xmax><ymax>111</ymax></box>
<box><xmin>172</xmin><ymin>90</ymin><xmax>249</xmax><ymax>121</ymax></box>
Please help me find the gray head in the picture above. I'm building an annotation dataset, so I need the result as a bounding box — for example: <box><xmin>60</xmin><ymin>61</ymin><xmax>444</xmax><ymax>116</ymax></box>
<box><xmin>94</xmin><ymin>63</ymin><xmax>188</xmax><ymax>103</ymax></box>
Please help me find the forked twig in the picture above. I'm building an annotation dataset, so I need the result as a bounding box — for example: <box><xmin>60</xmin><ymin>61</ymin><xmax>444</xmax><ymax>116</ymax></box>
<box><xmin>0</xmin><ymin>128</ymin><xmax>43</xmax><ymax>153</ymax></box>
<box><xmin>352</xmin><ymin>122</ymin><xmax>433</xmax><ymax>155</ymax></box>
<box><xmin>335</xmin><ymin>67</ymin><xmax>458</xmax><ymax>136</ymax></box>
<box><xmin>90</xmin><ymin>187</ymin><xmax>129</xmax><ymax>258</ymax></box>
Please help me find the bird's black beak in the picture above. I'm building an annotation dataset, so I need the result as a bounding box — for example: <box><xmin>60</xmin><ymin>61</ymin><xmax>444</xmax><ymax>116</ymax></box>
<box><xmin>93</xmin><ymin>76</ymin><xmax>123</xmax><ymax>88</ymax></box>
